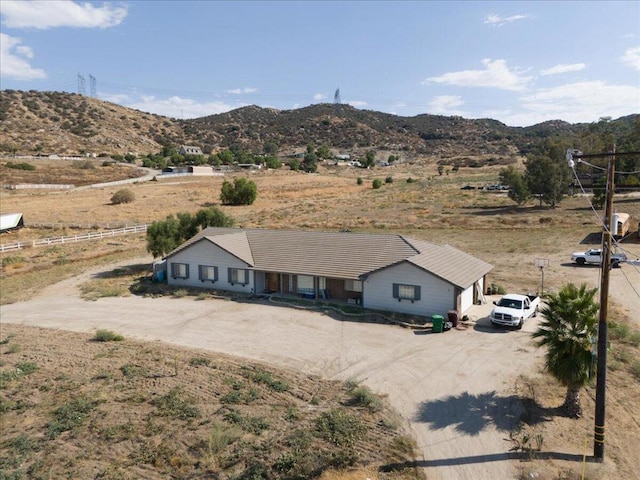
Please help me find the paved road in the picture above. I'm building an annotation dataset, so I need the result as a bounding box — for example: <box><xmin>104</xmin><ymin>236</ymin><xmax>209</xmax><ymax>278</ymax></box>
<box><xmin>1</xmin><ymin>259</ymin><xmax>548</xmax><ymax>480</ymax></box>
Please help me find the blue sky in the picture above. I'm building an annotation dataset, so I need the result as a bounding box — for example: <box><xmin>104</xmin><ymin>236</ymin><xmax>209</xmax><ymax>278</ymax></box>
<box><xmin>1</xmin><ymin>0</ymin><xmax>639</xmax><ymax>126</ymax></box>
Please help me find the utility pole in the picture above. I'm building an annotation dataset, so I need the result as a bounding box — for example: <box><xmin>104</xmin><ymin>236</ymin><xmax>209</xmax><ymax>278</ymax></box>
<box><xmin>594</xmin><ymin>144</ymin><xmax>615</xmax><ymax>461</ymax></box>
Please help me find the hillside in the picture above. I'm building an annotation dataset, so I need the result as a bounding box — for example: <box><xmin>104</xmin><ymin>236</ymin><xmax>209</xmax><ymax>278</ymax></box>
<box><xmin>0</xmin><ymin>90</ymin><xmax>637</xmax><ymax>160</ymax></box>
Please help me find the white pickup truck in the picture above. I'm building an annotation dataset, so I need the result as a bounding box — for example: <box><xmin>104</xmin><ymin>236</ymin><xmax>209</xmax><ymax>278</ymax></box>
<box><xmin>490</xmin><ymin>294</ymin><xmax>540</xmax><ymax>329</ymax></box>
<box><xmin>571</xmin><ymin>248</ymin><xmax>627</xmax><ymax>266</ymax></box>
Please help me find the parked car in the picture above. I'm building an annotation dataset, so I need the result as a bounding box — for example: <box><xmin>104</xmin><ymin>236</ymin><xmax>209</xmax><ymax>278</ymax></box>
<box><xmin>571</xmin><ymin>249</ymin><xmax>627</xmax><ymax>266</ymax></box>
<box><xmin>460</xmin><ymin>185</ymin><xmax>476</xmax><ymax>190</ymax></box>
<box><xmin>490</xmin><ymin>294</ymin><xmax>540</xmax><ymax>329</ymax></box>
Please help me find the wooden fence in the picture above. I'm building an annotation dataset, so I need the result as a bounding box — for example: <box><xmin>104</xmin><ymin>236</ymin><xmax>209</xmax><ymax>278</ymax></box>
<box><xmin>0</xmin><ymin>224</ymin><xmax>148</xmax><ymax>252</ymax></box>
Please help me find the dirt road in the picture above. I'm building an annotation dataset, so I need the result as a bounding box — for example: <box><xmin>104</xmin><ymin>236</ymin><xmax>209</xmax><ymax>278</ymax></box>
<box><xmin>2</xmin><ymin>253</ymin><xmax>639</xmax><ymax>479</ymax></box>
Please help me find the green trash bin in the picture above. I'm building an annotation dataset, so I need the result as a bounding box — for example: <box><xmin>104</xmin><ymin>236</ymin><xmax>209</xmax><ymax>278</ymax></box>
<box><xmin>431</xmin><ymin>314</ymin><xmax>444</xmax><ymax>333</ymax></box>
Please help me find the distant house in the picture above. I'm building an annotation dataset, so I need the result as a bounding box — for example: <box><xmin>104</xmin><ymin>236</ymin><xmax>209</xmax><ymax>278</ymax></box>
<box><xmin>0</xmin><ymin>213</ymin><xmax>25</xmax><ymax>233</ymax></box>
<box><xmin>162</xmin><ymin>166</ymin><xmax>216</xmax><ymax>176</ymax></box>
<box><xmin>164</xmin><ymin>228</ymin><xmax>493</xmax><ymax>318</ymax></box>
<box><xmin>179</xmin><ymin>145</ymin><xmax>203</xmax><ymax>156</ymax></box>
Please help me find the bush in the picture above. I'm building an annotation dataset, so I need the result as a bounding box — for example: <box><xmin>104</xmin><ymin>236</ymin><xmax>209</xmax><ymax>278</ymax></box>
<box><xmin>356</xmin><ymin>177</ymin><xmax>363</xmax><ymax>185</ymax></box>
<box><xmin>406</xmin><ymin>177</ymin><xmax>416</xmax><ymax>183</ymax></box>
<box><xmin>316</xmin><ymin>409</ymin><xmax>366</xmax><ymax>447</ymax></box>
<box><xmin>111</xmin><ymin>188</ymin><xmax>135</xmax><ymax>205</ymax></box>
<box><xmin>385</xmin><ymin>176</ymin><xmax>393</xmax><ymax>184</ymax></box>
<box><xmin>93</xmin><ymin>329</ymin><xmax>124</xmax><ymax>342</ymax></box>
<box><xmin>372</xmin><ymin>179</ymin><xmax>383</xmax><ymax>189</ymax></box>
<box><xmin>5</xmin><ymin>162</ymin><xmax>35</xmax><ymax>170</ymax></box>
<box><xmin>220</xmin><ymin>178</ymin><xmax>258</xmax><ymax>206</ymax></box>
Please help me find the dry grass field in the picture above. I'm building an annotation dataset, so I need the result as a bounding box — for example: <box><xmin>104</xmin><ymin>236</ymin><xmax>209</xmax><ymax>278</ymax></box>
<box><xmin>1</xmin><ymin>158</ymin><xmax>640</xmax><ymax>479</ymax></box>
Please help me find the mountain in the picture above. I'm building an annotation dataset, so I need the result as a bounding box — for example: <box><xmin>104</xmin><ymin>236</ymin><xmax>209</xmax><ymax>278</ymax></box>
<box><xmin>0</xmin><ymin>90</ymin><xmax>637</xmax><ymax>160</ymax></box>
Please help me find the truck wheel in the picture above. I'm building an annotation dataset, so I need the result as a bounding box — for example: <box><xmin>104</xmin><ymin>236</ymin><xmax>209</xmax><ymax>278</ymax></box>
<box><xmin>576</xmin><ymin>258</ymin><xmax>586</xmax><ymax>265</ymax></box>
<box><xmin>533</xmin><ymin>307</ymin><xmax>538</xmax><ymax>318</ymax></box>
<box><xmin>516</xmin><ymin>319</ymin><xmax>523</xmax><ymax>330</ymax></box>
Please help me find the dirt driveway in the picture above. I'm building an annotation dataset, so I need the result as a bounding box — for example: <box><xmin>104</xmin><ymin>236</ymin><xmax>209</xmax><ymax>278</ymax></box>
<box><xmin>2</xmin><ymin>255</ymin><xmax>638</xmax><ymax>480</ymax></box>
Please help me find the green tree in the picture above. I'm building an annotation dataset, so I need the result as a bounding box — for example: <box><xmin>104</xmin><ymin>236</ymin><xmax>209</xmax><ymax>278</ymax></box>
<box><xmin>591</xmin><ymin>177</ymin><xmax>606</xmax><ymax>209</ymax></box>
<box><xmin>263</xmin><ymin>141</ymin><xmax>279</xmax><ymax>155</ymax></box>
<box><xmin>220</xmin><ymin>178</ymin><xmax>258</xmax><ymax>205</ymax></box>
<box><xmin>289</xmin><ymin>159</ymin><xmax>300</xmax><ymax>171</ymax></box>
<box><xmin>146</xmin><ymin>208</ymin><xmax>234</xmax><ymax>258</ymax></box>
<box><xmin>195</xmin><ymin>207</ymin><xmax>234</xmax><ymax>230</ymax></box>
<box><xmin>363</xmin><ymin>151</ymin><xmax>376</xmax><ymax>168</ymax></box>
<box><xmin>146</xmin><ymin>215</ymin><xmax>181</xmax><ymax>258</ymax></box>
<box><xmin>218</xmin><ymin>150</ymin><xmax>235</xmax><ymax>165</ymax></box>
<box><xmin>532</xmin><ymin>283</ymin><xmax>599</xmax><ymax>418</ymax></box>
<box><xmin>263</xmin><ymin>155</ymin><xmax>282</xmax><ymax>169</ymax></box>
<box><xmin>316</xmin><ymin>144</ymin><xmax>332</xmax><ymax>159</ymax></box>
<box><xmin>525</xmin><ymin>155</ymin><xmax>570</xmax><ymax>208</ymax></box>
<box><xmin>437</xmin><ymin>164</ymin><xmax>444</xmax><ymax>176</ymax></box>
<box><xmin>372</xmin><ymin>178</ymin><xmax>383</xmax><ymax>189</ymax></box>
<box><xmin>499</xmin><ymin>165</ymin><xmax>530</xmax><ymax>206</ymax></box>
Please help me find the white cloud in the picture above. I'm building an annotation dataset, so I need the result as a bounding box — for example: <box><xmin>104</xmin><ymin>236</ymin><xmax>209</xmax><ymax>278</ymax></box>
<box><xmin>0</xmin><ymin>0</ymin><xmax>127</xmax><ymax>29</ymax></box>
<box><xmin>0</xmin><ymin>33</ymin><xmax>46</xmax><ymax>80</ymax></box>
<box><xmin>425</xmin><ymin>58</ymin><xmax>532</xmax><ymax>91</ymax></box>
<box><xmin>103</xmin><ymin>94</ymin><xmax>239</xmax><ymax>119</ymax></box>
<box><xmin>226</xmin><ymin>87</ymin><xmax>258</xmax><ymax>94</ymax></box>
<box><xmin>540</xmin><ymin>63</ymin><xmax>586</xmax><ymax>76</ymax></box>
<box><xmin>313</xmin><ymin>93</ymin><xmax>326</xmax><ymax>101</ymax></box>
<box><xmin>483</xmin><ymin>13</ymin><xmax>531</xmax><ymax>27</ymax></box>
<box><xmin>621</xmin><ymin>46</ymin><xmax>640</xmax><ymax>70</ymax></box>
<box><xmin>427</xmin><ymin>95</ymin><xmax>468</xmax><ymax>116</ymax></box>
<box><xmin>500</xmin><ymin>80</ymin><xmax>640</xmax><ymax>126</ymax></box>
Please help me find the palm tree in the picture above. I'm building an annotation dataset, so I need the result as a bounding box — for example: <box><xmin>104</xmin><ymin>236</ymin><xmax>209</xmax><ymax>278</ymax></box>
<box><xmin>533</xmin><ymin>283</ymin><xmax>599</xmax><ymax>418</ymax></box>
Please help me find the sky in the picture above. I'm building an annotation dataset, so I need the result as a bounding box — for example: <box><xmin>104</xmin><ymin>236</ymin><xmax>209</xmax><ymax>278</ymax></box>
<box><xmin>0</xmin><ymin>0</ymin><xmax>639</xmax><ymax>127</ymax></box>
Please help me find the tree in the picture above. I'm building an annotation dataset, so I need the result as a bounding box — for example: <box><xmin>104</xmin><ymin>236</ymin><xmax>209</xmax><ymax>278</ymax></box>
<box><xmin>591</xmin><ymin>177</ymin><xmax>606</xmax><ymax>209</ymax></box>
<box><xmin>532</xmin><ymin>283</ymin><xmax>599</xmax><ymax>418</ymax></box>
<box><xmin>220</xmin><ymin>178</ymin><xmax>258</xmax><ymax>205</ymax></box>
<box><xmin>499</xmin><ymin>165</ymin><xmax>530</xmax><ymax>206</ymax></box>
<box><xmin>372</xmin><ymin>178</ymin><xmax>383</xmax><ymax>189</ymax></box>
<box><xmin>363</xmin><ymin>151</ymin><xmax>376</xmax><ymax>168</ymax></box>
<box><xmin>316</xmin><ymin>144</ymin><xmax>331</xmax><ymax>160</ymax></box>
<box><xmin>525</xmin><ymin>155</ymin><xmax>570</xmax><ymax>208</ymax></box>
<box><xmin>146</xmin><ymin>207</ymin><xmax>234</xmax><ymax>258</ymax></box>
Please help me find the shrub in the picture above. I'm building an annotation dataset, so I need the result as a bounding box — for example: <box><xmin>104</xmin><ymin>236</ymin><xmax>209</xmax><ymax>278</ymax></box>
<box><xmin>220</xmin><ymin>178</ymin><xmax>258</xmax><ymax>205</ymax></box>
<box><xmin>385</xmin><ymin>176</ymin><xmax>393</xmax><ymax>184</ymax></box>
<box><xmin>349</xmin><ymin>385</ymin><xmax>383</xmax><ymax>413</ymax></box>
<box><xmin>1</xmin><ymin>256</ymin><xmax>25</xmax><ymax>266</ymax></box>
<box><xmin>356</xmin><ymin>177</ymin><xmax>363</xmax><ymax>185</ymax></box>
<box><xmin>372</xmin><ymin>179</ymin><xmax>383</xmax><ymax>189</ymax></box>
<box><xmin>5</xmin><ymin>162</ymin><xmax>35</xmax><ymax>170</ymax></box>
<box><xmin>406</xmin><ymin>177</ymin><xmax>416</xmax><ymax>183</ymax></box>
<box><xmin>47</xmin><ymin>397</ymin><xmax>98</xmax><ymax>438</ymax></box>
<box><xmin>316</xmin><ymin>409</ymin><xmax>366</xmax><ymax>447</ymax></box>
<box><xmin>152</xmin><ymin>387</ymin><xmax>201</xmax><ymax>421</ymax></box>
<box><xmin>93</xmin><ymin>329</ymin><xmax>124</xmax><ymax>342</ymax></box>
<box><xmin>111</xmin><ymin>188</ymin><xmax>135</xmax><ymax>205</ymax></box>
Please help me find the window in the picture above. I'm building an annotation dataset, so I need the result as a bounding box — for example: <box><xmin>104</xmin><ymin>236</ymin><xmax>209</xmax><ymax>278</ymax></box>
<box><xmin>198</xmin><ymin>265</ymin><xmax>218</xmax><ymax>282</ymax></box>
<box><xmin>171</xmin><ymin>263</ymin><xmax>189</xmax><ymax>279</ymax></box>
<box><xmin>344</xmin><ymin>279</ymin><xmax>363</xmax><ymax>292</ymax></box>
<box><xmin>393</xmin><ymin>283</ymin><xmax>421</xmax><ymax>302</ymax></box>
<box><xmin>297</xmin><ymin>275</ymin><xmax>314</xmax><ymax>294</ymax></box>
<box><xmin>228</xmin><ymin>268</ymin><xmax>249</xmax><ymax>285</ymax></box>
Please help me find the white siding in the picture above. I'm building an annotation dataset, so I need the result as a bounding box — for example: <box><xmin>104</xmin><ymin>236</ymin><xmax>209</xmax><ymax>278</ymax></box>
<box><xmin>364</xmin><ymin>262</ymin><xmax>454</xmax><ymax>317</ymax></box>
<box><xmin>167</xmin><ymin>239</ymin><xmax>253</xmax><ymax>293</ymax></box>
<box><xmin>460</xmin><ymin>285</ymin><xmax>474</xmax><ymax>313</ymax></box>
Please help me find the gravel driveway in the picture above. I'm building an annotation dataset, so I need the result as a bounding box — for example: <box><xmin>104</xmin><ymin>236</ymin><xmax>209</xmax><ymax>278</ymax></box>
<box><xmin>1</xmin><ymin>258</ymin><xmax>553</xmax><ymax>480</ymax></box>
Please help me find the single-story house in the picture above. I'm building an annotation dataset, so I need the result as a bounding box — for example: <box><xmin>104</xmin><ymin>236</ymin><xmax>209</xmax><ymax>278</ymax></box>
<box><xmin>0</xmin><ymin>213</ymin><xmax>25</xmax><ymax>233</ymax></box>
<box><xmin>162</xmin><ymin>166</ymin><xmax>214</xmax><ymax>176</ymax></box>
<box><xmin>164</xmin><ymin>228</ymin><xmax>493</xmax><ymax>318</ymax></box>
<box><xmin>179</xmin><ymin>145</ymin><xmax>204</xmax><ymax>156</ymax></box>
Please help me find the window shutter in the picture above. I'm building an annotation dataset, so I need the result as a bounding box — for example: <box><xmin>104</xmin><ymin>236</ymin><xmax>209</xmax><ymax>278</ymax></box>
<box><xmin>392</xmin><ymin>283</ymin><xmax>399</xmax><ymax>298</ymax></box>
<box><xmin>214</xmin><ymin>266</ymin><xmax>218</xmax><ymax>281</ymax></box>
<box><xmin>245</xmin><ymin>269</ymin><xmax>250</xmax><ymax>285</ymax></box>
<box><xmin>185</xmin><ymin>264</ymin><xmax>189</xmax><ymax>278</ymax></box>
<box><xmin>228</xmin><ymin>268</ymin><xmax>232</xmax><ymax>283</ymax></box>
<box><xmin>414</xmin><ymin>286</ymin><xmax>421</xmax><ymax>301</ymax></box>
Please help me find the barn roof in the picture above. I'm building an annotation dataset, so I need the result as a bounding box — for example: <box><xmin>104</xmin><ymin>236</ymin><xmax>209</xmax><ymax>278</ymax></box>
<box><xmin>0</xmin><ymin>213</ymin><xmax>24</xmax><ymax>232</ymax></box>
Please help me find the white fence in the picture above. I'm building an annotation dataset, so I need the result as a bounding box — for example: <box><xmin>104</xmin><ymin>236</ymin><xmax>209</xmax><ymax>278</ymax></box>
<box><xmin>0</xmin><ymin>224</ymin><xmax>148</xmax><ymax>252</ymax></box>
<box><xmin>3</xmin><ymin>184</ymin><xmax>75</xmax><ymax>190</ymax></box>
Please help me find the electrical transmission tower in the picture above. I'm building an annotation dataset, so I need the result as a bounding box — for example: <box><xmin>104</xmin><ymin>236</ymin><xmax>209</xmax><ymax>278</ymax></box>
<box><xmin>334</xmin><ymin>88</ymin><xmax>341</xmax><ymax>104</ymax></box>
<box><xmin>89</xmin><ymin>74</ymin><xmax>97</xmax><ymax>97</ymax></box>
<box><xmin>77</xmin><ymin>73</ymin><xmax>86</xmax><ymax>95</ymax></box>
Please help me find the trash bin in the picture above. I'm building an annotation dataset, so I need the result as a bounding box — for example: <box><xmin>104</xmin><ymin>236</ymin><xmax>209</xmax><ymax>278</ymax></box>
<box><xmin>447</xmin><ymin>310</ymin><xmax>459</xmax><ymax>328</ymax></box>
<box><xmin>431</xmin><ymin>314</ymin><xmax>444</xmax><ymax>333</ymax></box>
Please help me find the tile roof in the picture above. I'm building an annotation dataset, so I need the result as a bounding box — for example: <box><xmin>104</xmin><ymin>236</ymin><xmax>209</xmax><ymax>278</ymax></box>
<box><xmin>166</xmin><ymin>228</ymin><xmax>492</xmax><ymax>286</ymax></box>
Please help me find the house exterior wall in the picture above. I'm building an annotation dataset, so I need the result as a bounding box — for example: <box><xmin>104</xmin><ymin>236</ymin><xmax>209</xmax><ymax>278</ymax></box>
<box><xmin>167</xmin><ymin>240</ymin><xmax>253</xmax><ymax>294</ymax></box>
<box><xmin>363</xmin><ymin>262</ymin><xmax>454</xmax><ymax>317</ymax></box>
<box><xmin>460</xmin><ymin>284</ymin><xmax>474</xmax><ymax>313</ymax></box>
